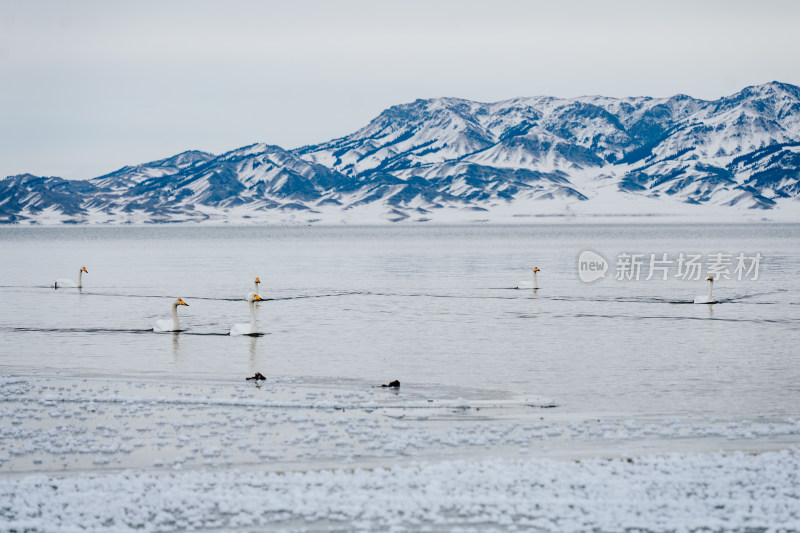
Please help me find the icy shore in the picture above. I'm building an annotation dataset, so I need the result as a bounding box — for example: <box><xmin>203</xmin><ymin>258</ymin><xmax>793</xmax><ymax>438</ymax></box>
<box><xmin>2</xmin><ymin>374</ymin><xmax>799</xmax><ymax>532</ymax></box>
<box><xmin>2</xmin><ymin>450</ymin><xmax>799</xmax><ymax>532</ymax></box>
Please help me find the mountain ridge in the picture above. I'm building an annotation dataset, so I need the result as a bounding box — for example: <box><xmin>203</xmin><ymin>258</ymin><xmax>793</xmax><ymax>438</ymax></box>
<box><xmin>2</xmin><ymin>81</ymin><xmax>800</xmax><ymax>224</ymax></box>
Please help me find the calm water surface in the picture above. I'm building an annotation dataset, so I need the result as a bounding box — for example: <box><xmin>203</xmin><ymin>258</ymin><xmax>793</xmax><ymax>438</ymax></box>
<box><xmin>1</xmin><ymin>224</ymin><xmax>798</xmax><ymax>418</ymax></box>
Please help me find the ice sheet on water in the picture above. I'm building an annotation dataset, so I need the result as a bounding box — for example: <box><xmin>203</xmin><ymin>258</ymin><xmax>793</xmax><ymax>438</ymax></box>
<box><xmin>2</xmin><ymin>374</ymin><xmax>799</xmax><ymax>477</ymax></box>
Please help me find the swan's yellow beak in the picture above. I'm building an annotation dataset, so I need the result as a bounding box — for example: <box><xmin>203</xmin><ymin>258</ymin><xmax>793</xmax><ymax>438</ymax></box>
<box><xmin>178</xmin><ymin>299</ymin><xmax>189</xmax><ymax>306</ymax></box>
<box><xmin>253</xmin><ymin>294</ymin><xmax>262</xmax><ymax>301</ymax></box>
<box><xmin>707</xmin><ymin>276</ymin><xmax>714</xmax><ymax>281</ymax></box>
<box><xmin>534</xmin><ymin>267</ymin><xmax>540</xmax><ymax>272</ymax></box>
<box><xmin>255</xmin><ymin>278</ymin><xmax>260</xmax><ymax>283</ymax></box>
<box><xmin>81</xmin><ymin>266</ymin><xmax>88</xmax><ymax>273</ymax></box>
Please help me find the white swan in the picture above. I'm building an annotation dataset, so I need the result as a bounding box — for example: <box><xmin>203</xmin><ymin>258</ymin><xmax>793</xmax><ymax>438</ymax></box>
<box><xmin>54</xmin><ymin>266</ymin><xmax>88</xmax><ymax>289</ymax></box>
<box><xmin>154</xmin><ymin>298</ymin><xmax>189</xmax><ymax>332</ymax></box>
<box><xmin>693</xmin><ymin>276</ymin><xmax>715</xmax><ymax>304</ymax></box>
<box><xmin>230</xmin><ymin>293</ymin><xmax>263</xmax><ymax>336</ymax></box>
<box><xmin>517</xmin><ymin>267</ymin><xmax>540</xmax><ymax>289</ymax></box>
<box><xmin>253</xmin><ymin>277</ymin><xmax>261</xmax><ymax>297</ymax></box>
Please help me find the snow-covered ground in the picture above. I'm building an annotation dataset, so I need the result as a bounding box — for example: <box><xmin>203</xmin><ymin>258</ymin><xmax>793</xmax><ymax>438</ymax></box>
<box><xmin>12</xmin><ymin>195</ymin><xmax>799</xmax><ymax>227</ymax></box>
<box><xmin>2</xmin><ymin>374</ymin><xmax>798</xmax><ymax>531</ymax></box>
<box><xmin>4</xmin><ymin>449</ymin><xmax>799</xmax><ymax>532</ymax></box>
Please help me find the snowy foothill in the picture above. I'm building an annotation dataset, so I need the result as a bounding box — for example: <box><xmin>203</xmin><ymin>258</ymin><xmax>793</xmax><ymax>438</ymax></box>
<box><xmin>1</xmin><ymin>374</ymin><xmax>799</xmax><ymax>531</ymax></box>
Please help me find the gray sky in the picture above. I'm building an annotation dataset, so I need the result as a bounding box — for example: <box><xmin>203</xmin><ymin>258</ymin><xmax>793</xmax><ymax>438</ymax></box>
<box><xmin>2</xmin><ymin>0</ymin><xmax>799</xmax><ymax>179</ymax></box>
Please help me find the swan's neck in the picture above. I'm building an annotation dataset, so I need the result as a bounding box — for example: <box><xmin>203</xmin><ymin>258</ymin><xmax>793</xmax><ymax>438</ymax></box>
<box><xmin>249</xmin><ymin>300</ymin><xmax>258</xmax><ymax>334</ymax></box>
<box><xmin>707</xmin><ymin>280</ymin><xmax>713</xmax><ymax>302</ymax></box>
<box><xmin>532</xmin><ymin>270</ymin><xmax>538</xmax><ymax>289</ymax></box>
<box><xmin>172</xmin><ymin>303</ymin><xmax>180</xmax><ymax>330</ymax></box>
<box><xmin>254</xmin><ymin>282</ymin><xmax>260</xmax><ymax>295</ymax></box>
<box><xmin>77</xmin><ymin>269</ymin><xmax>83</xmax><ymax>288</ymax></box>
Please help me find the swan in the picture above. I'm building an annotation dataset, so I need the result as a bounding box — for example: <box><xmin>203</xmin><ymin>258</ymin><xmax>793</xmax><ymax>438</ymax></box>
<box><xmin>693</xmin><ymin>276</ymin><xmax>715</xmax><ymax>304</ymax></box>
<box><xmin>54</xmin><ymin>266</ymin><xmax>88</xmax><ymax>289</ymax></box>
<box><xmin>253</xmin><ymin>277</ymin><xmax>261</xmax><ymax>297</ymax></box>
<box><xmin>517</xmin><ymin>267</ymin><xmax>540</xmax><ymax>289</ymax></box>
<box><xmin>154</xmin><ymin>298</ymin><xmax>189</xmax><ymax>332</ymax></box>
<box><xmin>230</xmin><ymin>293</ymin><xmax>263</xmax><ymax>336</ymax></box>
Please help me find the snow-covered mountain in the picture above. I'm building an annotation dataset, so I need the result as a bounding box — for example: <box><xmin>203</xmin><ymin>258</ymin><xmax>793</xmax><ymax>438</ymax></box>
<box><xmin>2</xmin><ymin>82</ymin><xmax>800</xmax><ymax>224</ymax></box>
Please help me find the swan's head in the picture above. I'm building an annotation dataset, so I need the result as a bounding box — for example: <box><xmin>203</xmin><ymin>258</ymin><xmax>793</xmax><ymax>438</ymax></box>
<box><xmin>81</xmin><ymin>266</ymin><xmax>88</xmax><ymax>273</ymax></box>
<box><xmin>533</xmin><ymin>267</ymin><xmax>540</xmax><ymax>272</ymax></box>
<box><xmin>255</xmin><ymin>277</ymin><xmax>261</xmax><ymax>284</ymax></box>
<box><xmin>175</xmin><ymin>298</ymin><xmax>189</xmax><ymax>306</ymax></box>
<box><xmin>247</xmin><ymin>294</ymin><xmax>263</xmax><ymax>303</ymax></box>
<box><xmin>707</xmin><ymin>276</ymin><xmax>714</xmax><ymax>282</ymax></box>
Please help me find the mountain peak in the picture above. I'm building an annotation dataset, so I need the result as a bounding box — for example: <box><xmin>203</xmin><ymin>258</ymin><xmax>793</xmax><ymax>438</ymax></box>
<box><xmin>222</xmin><ymin>143</ymin><xmax>292</xmax><ymax>159</ymax></box>
<box><xmin>730</xmin><ymin>81</ymin><xmax>800</xmax><ymax>100</ymax></box>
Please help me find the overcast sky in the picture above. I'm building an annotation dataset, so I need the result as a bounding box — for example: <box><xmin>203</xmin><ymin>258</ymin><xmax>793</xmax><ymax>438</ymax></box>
<box><xmin>1</xmin><ymin>0</ymin><xmax>799</xmax><ymax>179</ymax></box>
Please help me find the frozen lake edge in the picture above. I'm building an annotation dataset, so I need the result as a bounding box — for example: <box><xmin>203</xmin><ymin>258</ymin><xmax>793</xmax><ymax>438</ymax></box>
<box><xmin>2</xmin><ymin>374</ymin><xmax>799</xmax><ymax>532</ymax></box>
<box><xmin>3</xmin><ymin>448</ymin><xmax>799</xmax><ymax>532</ymax></box>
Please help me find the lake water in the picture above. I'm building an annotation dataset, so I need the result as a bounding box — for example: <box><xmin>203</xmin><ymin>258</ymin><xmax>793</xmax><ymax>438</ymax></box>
<box><xmin>2</xmin><ymin>223</ymin><xmax>800</xmax><ymax>531</ymax></box>
<box><xmin>1</xmin><ymin>223</ymin><xmax>798</xmax><ymax>417</ymax></box>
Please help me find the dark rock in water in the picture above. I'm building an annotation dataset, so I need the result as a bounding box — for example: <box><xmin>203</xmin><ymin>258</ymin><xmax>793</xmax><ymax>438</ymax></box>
<box><xmin>381</xmin><ymin>380</ymin><xmax>400</xmax><ymax>388</ymax></box>
<box><xmin>246</xmin><ymin>372</ymin><xmax>266</xmax><ymax>381</ymax></box>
